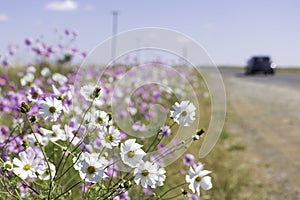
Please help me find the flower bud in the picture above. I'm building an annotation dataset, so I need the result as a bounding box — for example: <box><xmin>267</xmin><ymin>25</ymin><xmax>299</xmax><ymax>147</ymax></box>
<box><xmin>29</xmin><ymin>115</ymin><xmax>37</xmax><ymax>123</ymax></box>
<box><xmin>196</xmin><ymin>128</ymin><xmax>205</xmax><ymax>136</ymax></box>
<box><xmin>107</xmin><ymin>112</ymin><xmax>113</xmax><ymax>121</ymax></box>
<box><xmin>181</xmin><ymin>189</ymin><xmax>188</xmax><ymax>196</ymax></box>
<box><xmin>92</xmin><ymin>86</ymin><xmax>101</xmax><ymax>98</ymax></box>
<box><xmin>22</xmin><ymin>138</ymin><xmax>29</xmax><ymax>148</ymax></box>
<box><xmin>120</xmin><ymin>180</ymin><xmax>132</xmax><ymax>189</ymax></box>
<box><xmin>192</xmin><ymin>135</ymin><xmax>200</xmax><ymax>141</ymax></box>
<box><xmin>19</xmin><ymin>102</ymin><xmax>30</xmax><ymax>114</ymax></box>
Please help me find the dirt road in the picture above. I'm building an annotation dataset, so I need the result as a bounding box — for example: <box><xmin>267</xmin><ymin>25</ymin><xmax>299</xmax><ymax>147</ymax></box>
<box><xmin>223</xmin><ymin>71</ymin><xmax>300</xmax><ymax>199</ymax></box>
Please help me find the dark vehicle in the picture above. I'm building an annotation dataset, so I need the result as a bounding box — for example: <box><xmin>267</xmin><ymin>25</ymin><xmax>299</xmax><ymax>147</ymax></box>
<box><xmin>245</xmin><ymin>56</ymin><xmax>276</xmax><ymax>75</ymax></box>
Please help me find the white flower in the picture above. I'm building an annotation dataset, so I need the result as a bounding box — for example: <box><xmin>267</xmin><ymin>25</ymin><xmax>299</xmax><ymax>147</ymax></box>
<box><xmin>99</xmin><ymin>126</ymin><xmax>121</xmax><ymax>149</ymax></box>
<box><xmin>186</xmin><ymin>163</ymin><xmax>212</xmax><ymax>196</ymax></box>
<box><xmin>38</xmin><ymin>162</ymin><xmax>56</xmax><ymax>180</ymax></box>
<box><xmin>39</xmin><ymin>97</ymin><xmax>63</xmax><ymax>121</ymax></box>
<box><xmin>75</xmin><ymin>152</ymin><xmax>109</xmax><ymax>183</ymax></box>
<box><xmin>27</xmin><ymin>133</ymin><xmax>49</xmax><ymax>147</ymax></box>
<box><xmin>120</xmin><ymin>139</ymin><xmax>146</xmax><ymax>168</ymax></box>
<box><xmin>20</xmin><ymin>73</ymin><xmax>34</xmax><ymax>86</ymax></box>
<box><xmin>52</xmin><ymin>73</ymin><xmax>67</xmax><ymax>85</ymax></box>
<box><xmin>86</xmin><ymin>110</ymin><xmax>110</xmax><ymax>130</ymax></box>
<box><xmin>2</xmin><ymin>161</ymin><xmax>13</xmax><ymax>171</ymax></box>
<box><xmin>156</xmin><ymin>167</ymin><xmax>166</xmax><ymax>187</ymax></box>
<box><xmin>133</xmin><ymin>161</ymin><xmax>159</xmax><ymax>188</ymax></box>
<box><xmin>170</xmin><ymin>101</ymin><xmax>196</xmax><ymax>126</ymax></box>
<box><xmin>41</xmin><ymin>67</ymin><xmax>51</xmax><ymax>77</ymax></box>
<box><xmin>73</xmin><ymin>152</ymin><xmax>86</xmax><ymax>170</ymax></box>
<box><xmin>80</xmin><ymin>85</ymin><xmax>102</xmax><ymax>102</ymax></box>
<box><xmin>40</xmin><ymin>125</ymin><xmax>66</xmax><ymax>142</ymax></box>
<box><xmin>27</xmin><ymin>66</ymin><xmax>36</xmax><ymax>74</ymax></box>
<box><xmin>52</xmin><ymin>85</ymin><xmax>72</xmax><ymax>113</ymax></box>
<box><xmin>64</xmin><ymin>122</ymin><xmax>86</xmax><ymax>146</ymax></box>
<box><xmin>12</xmin><ymin>147</ymin><xmax>41</xmax><ymax>180</ymax></box>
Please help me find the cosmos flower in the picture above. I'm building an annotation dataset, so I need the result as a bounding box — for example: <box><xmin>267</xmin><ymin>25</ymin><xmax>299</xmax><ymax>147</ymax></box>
<box><xmin>41</xmin><ymin>67</ymin><xmax>51</xmax><ymax>77</ymax></box>
<box><xmin>170</xmin><ymin>101</ymin><xmax>196</xmax><ymax>126</ymax></box>
<box><xmin>155</xmin><ymin>167</ymin><xmax>166</xmax><ymax>187</ymax></box>
<box><xmin>2</xmin><ymin>160</ymin><xmax>13</xmax><ymax>171</ymax></box>
<box><xmin>75</xmin><ymin>152</ymin><xmax>109</xmax><ymax>183</ymax></box>
<box><xmin>37</xmin><ymin>162</ymin><xmax>56</xmax><ymax>181</ymax></box>
<box><xmin>52</xmin><ymin>73</ymin><xmax>68</xmax><ymax>85</ymax></box>
<box><xmin>186</xmin><ymin>163</ymin><xmax>212</xmax><ymax>196</ymax></box>
<box><xmin>86</xmin><ymin>110</ymin><xmax>110</xmax><ymax>130</ymax></box>
<box><xmin>183</xmin><ymin>154</ymin><xmax>195</xmax><ymax>166</ymax></box>
<box><xmin>52</xmin><ymin>85</ymin><xmax>72</xmax><ymax>113</ymax></box>
<box><xmin>25</xmin><ymin>37</ymin><xmax>33</xmax><ymax>46</ymax></box>
<box><xmin>64</xmin><ymin>120</ymin><xmax>86</xmax><ymax>146</ymax></box>
<box><xmin>80</xmin><ymin>84</ymin><xmax>102</xmax><ymax>102</ymax></box>
<box><xmin>12</xmin><ymin>147</ymin><xmax>41</xmax><ymax>180</ymax></box>
<box><xmin>20</xmin><ymin>73</ymin><xmax>34</xmax><ymax>86</ymax></box>
<box><xmin>159</xmin><ymin>126</ymin><xmax>171</xmax><ymax>137</ymax></box>
<box><xmin>39</xmin><ymin>97</ymin><xmax>63</xmax><ymax>121</ymax></box>
<box><xmin>40</xmin><ymin>124</ymin><xmax>66</xmax><ymax>142</ymax></box>
<box><xmin>98</xmin><ymin>126</ymin><xmax>121</xmax><ymax>149</ymax></box>
<box><xmin>26</xmin><ymin>133</ymin><xmax>49</xmax><ymax>147</ymax></box>
<box><xmin>120</xmin><ymin>139</ymin><xmax>146</xmax><ymax>168</ymax></box>
<box><xmin>27</xmin><ymin>86</ymin><xmax>43</xmax><ymax>102</ymax></box>
<box><xmin>133</xmin><ymin>161</ymin><xmax>160</xmax><ymax>188</ymax></box>
<box><xmin>0</xmin><ymin>75</ymin><xmax>9</xmax><ymax>86</ymax></box>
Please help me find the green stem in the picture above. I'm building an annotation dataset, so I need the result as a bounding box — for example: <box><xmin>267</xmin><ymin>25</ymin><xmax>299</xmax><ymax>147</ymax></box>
<box><xmin>145</xmin><ymin>130</ymin><xmax>161</xmax><ymax>153</ymax></box>
<box><xmin>161</xmin><ymin>192</ymin><xmax>182</xmax><ymax>200</ymax></box>
<box><xmin>55</xmin><ymin>146</ymin><xmax>85</xmax><ymax>181</ymax></box>
<box><xmin>54</xmin><ymin>181</ymin><xmax>82</xmax><ymax>200</ymax></box>
<box><xmin>158</xmin><ymin>182</ymin><xmax>186</xmax><ymax>199</ymax></box>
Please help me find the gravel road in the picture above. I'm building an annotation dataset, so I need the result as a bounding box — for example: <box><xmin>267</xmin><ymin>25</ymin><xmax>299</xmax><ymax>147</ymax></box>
<box><xmin>221</xmin><ymin>69</ymin><xmax>300</xmax><ymax>199</ymax></box>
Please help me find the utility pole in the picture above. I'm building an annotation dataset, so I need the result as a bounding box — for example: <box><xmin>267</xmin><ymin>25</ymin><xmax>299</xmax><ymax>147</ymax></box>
<box><xmin>182</xmin><ymin>46</ymin><xmax>187</xmax><ymax>65</ymax></box>
<box><xmin>136</xmin><ymin>38</ymin><xmax>140</xmax><ymax>64</ymax></box>
<box><xmin>111</xmin><ymin>11</ymin><xmax>119</xmax><ymax>64</ymax></box>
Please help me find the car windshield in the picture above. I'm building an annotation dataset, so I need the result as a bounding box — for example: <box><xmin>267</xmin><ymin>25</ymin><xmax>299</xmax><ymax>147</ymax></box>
<box><xmin>253</xmin><ymin>57</ymin><xmax>270</xmax><ymax>64</ymax></box>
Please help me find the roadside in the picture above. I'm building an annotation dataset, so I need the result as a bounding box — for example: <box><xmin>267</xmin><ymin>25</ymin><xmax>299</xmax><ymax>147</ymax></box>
<box><xmin>224</xmin><ymin>74</ymin><xmax>300</xmax><ymax>199</ymax></box>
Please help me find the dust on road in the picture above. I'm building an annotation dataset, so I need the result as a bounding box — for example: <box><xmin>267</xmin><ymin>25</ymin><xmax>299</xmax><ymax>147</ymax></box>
<box><xmin>224</xmin><ymin>74</ymin><xmax>300</xmax><ymax>200</ymax></box>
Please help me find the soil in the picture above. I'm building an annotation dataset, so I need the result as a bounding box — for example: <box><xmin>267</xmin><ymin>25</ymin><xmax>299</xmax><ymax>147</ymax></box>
<box><xmin>224</xmin><ymin>75</ymin><xmax>300</xmax><ymax>200</ymax></box>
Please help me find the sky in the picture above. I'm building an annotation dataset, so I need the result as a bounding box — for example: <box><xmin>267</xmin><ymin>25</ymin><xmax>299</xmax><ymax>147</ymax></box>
<box><xmin>0</xmin><ymin>0</ymin><xmax>300</xmax><ymax>67</ymax></box>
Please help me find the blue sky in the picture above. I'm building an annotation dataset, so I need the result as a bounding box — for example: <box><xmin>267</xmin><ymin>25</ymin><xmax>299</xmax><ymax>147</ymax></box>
<box><xmin>0</xmin><ymin>0</ymin><xmax>300</xmax><ymax>66</ymax></box>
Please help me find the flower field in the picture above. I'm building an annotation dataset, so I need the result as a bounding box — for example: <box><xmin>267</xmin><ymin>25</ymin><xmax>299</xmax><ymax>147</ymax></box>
<box><xmin>0</xmin><ymin>29</ymin><xmax>218</xmax><ymax>200</ymax></box>
<box><xmin>0</xmin><ymin>29</ymin><xmax>261</xmax><ymax>200</ymax></box>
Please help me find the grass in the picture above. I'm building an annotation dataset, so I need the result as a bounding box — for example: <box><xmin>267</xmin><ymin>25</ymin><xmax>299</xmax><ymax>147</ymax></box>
<box><xmin>218</xmin><ymin>65</ymin><xmax>300</xmax><ymax>74</ymax></box>
<box><xmin>276</xmin><ymin>67</ymin><xmax>300</xmax><ymax>73</ymax></box>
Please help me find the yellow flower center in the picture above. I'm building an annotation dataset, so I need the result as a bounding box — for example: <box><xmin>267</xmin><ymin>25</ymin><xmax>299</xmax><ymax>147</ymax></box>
<box><xmin>141</xmin><ymin>170</ymin><xmax>149</xmax><ymax>177</ymax></box>
<box><xmin>105</xmin><ymin>134</ymin><xmax>113</xmax><ymax>142</ymax></box>
<box><xmin>127</xmin><ymin>150</ymin><xmax>135</xmax><ymax>158</ymax></box>
<box><xmin>181</xmin><ymin>110</ymin><xmax>188</xmax><ymax>117</ymax></box>
<box><xmin>22</xmin><ymin>138</ymin><xmax>29</xmax><ymax>146</ymax></box>
<box><xmin>5</xmin><ymin>163</ymin><xmax>12</xmax><ymax>169</ymax></box>
<box><xmin>23</xmin><ymin>164</ymin><xmax>31</xmax><ymax>171</ymax></box>
<box><xmin>195</xmin><ymin>176</ymin><xmax>202</xmax><ymax>182</ymax></box>
<box><xmin>97</xmin><ymin>117</ymin><xmax>103</xmax><ymax>124</ymax></box>
<box><xmin>87</xmin><ymin>166</ymin><xmax>96</xmax><ymax>174</ymax></box>
<box><xmin>74</xmin><ymin>131</ymin><xmax>79</xmax><ymax>137</ymax></box>
<box><xmin>58</xmin><ymin>94</ymin><xmax>65</xmax><ymax>101</ymax></box>
<box><xmin>52</xmin><ymin>132</ymin><xmax>57</xmax><ymax>137</ymax></box>
<box><xmin>49</xmin><ymin>106</ymin><xmax>56</xmax><ymax>114</ymax></box>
